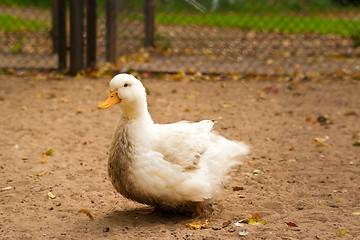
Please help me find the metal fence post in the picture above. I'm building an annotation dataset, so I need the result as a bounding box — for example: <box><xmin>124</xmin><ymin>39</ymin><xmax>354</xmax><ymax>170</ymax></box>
<box><xmin>144</xmin><ymin>0</ymin><xmax>156</xmax><ymax>48</ymax></box>
<box><xmin>86</xmin><ymin>0</ymin><xmax>97</xmax><ymax>70</ymax></box>
<box><xmin>106</xmin><ymin>0</ymin><xmax>118</xmax><ymax>63</ymax></box>
<box><xmin>70</xmin><ymin>0</ymin><xmax>84</xmax><ymax>75</ymax></box>
<box><xmin>57</xmin><ymin>0</ymin><xmax>67</xmax><ymax>71</ymax></box>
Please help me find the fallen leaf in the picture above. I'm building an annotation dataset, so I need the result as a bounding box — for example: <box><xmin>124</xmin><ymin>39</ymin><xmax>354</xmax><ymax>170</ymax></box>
<box><xmin>344</xmin><ymin>111</ymin><xmax>358</xmax><ymax>116</ymax></box>
<box><xmin>185</xmin><ymin>218</ymin><xmax>211</xmax><ymax>230</ymax></box>
<box><xmin>248</xmin><ymin>219</ymin><xmax>266</xmax><ymax>225</ymax></box>
<box><xmin>1</xmin><ymin>186</ymin><xmax>13</xmax><ymax>191</ymax></box>
<box><xmin>42</xmin><ymin>154</ymin><xmax>48</xmax><ymax>163</ymax></box>
<box><xmin>352</xmin><ymin>142</ymin><xmax>360</xmax><ymax>146</ymax></box>
<box><xmin>232</xmin><ymin>186</ymin><xmax>244</xmax><ymax>191</ymax></box>
<box><xmin>289</xmin><ymin>146</ymin><xmax>295</xmax><ymax>151</ymax></box>
<box><xmin>50</xmin><ymin>93</ymin><xmax>57</xmax><ymax>98</ymax></box>
<box><xmin>334</xmin><ymin>228</ymin><xmax>346</xmax><ymax>236</ymax></box>
<box><xmin>78</xmin><ymin>209</ymin><xmax>94</xmax><ymax>220</ymax></box>
<box><xmin>253</xmin><ymin>169</ymin><xmax>264</xmax><ymax>175</ymax></box>
<box><xmin>47</xmin><ymin>191</ymin><xmax>56</xmax><ymax>199</ymax></box>
<box><xmin>246</xmin><ymin>213</ymin><xmax>266</xmax><ymax>225</ymax></box>
<box><xmin>265</xmin><ymin>137</ymin><xmax>275</xmax><ymax>141</ymax></box>
<box><xmin>237</xmin><ymin>218</ymin><xmax>249</xmax><ymax>224</ymax></box>
<box><xmin>305</xmin><ymin>116</ymin><xmax>312</xmax><ymax>122</ymax></box>
<box><xmin>314</xmin><ymin>137</ymin><xmax>327</xmax><ymax>143</ymax></box>
<box><xmin>37</xmin><ymin>93</ymin><xmax>44</xmax><ymax>98</ymax></box>
<box><xmin>250</xmin><ymin>213</ymin><xmax>260</xmax><ymax>221</ymax></box>
<box><xmin>220</xmin><ymin>101</ymin><xmax>234</xmax><ymax>108</ymax></box>
<box><xmin>287</xmin><ymin>159</ymin><xmax>297</xmax><ymax>162</ymax></box>
<box><xmin>317</xmin><ymin>115</ymin><xmax>332</xmax><ymax>125</ymax></box>
<box><xmin>333</xmin><ymin>189</ymin><xmax>348</xmax><ymax>193</ymax></box>
<box><xmin>285</xmin><ymin>222</ymin><xmax>298</xmax><ymax>227</ymax></box>
<box><xmin>353</xmin><ymin>212</ymin><xmax>360</xmax><ymax>215</ymax></box>
<box><xmin>45</xmin><ymin>149</ymin><xmax>54</xmax><ymax>155</ymax></box>
<box><xmin>31</xmin><ymin>170</ymin><xmax>47</xmax><ymax>178</ymax></box>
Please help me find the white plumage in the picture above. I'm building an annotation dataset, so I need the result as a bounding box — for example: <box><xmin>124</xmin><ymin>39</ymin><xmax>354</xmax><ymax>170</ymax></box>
<box><xmin>97</xmin><ymin>74</ymin><xmax>249</xmax><ymax>216</ymax></box>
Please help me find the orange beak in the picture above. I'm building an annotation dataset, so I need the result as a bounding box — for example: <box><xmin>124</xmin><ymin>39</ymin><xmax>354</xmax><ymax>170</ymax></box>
<box><xmin>97</xmin><ymin>90</ymin><xmax>121</xmax><ymax>109</ymax></box>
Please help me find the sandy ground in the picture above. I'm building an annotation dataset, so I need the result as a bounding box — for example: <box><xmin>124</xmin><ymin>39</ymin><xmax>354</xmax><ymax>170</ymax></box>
<box><xmin>0</xmin><ymin>73</ymin><xmax>359</xmax><ymax>239</ymax></box>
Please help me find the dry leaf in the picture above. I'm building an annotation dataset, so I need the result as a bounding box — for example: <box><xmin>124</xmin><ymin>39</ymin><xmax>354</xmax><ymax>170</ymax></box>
<box><xmin>248</xmin><ymin>213</ymin><xmax>266</xmax><ymax>225</ymax></box>
<box><xmin>248</xmin><ymin>219</ymin><xmax>266</xmax><ymax>225</ymax></box>
<box><xmin>185</xmin><ymin>218</ymin><xmax>211</xmax><ymax>230</ymax></box>
<box><xmin>45</xmin><ymin>149</ymin><xmax>54</xmax><ymax>156</ymax></box>
<box><xmin>253</xmin><ymin>169</ymin><xmax>264</xmax><ymax>175</ymax></box>
<box><xmin>232</xmin><ymin>186</ymin><xmax>244</xmax><ymax>191</ymax></box>
<box><xmin>334</xmin><ymin>228</ymin><xmax>346</xmax><ymax>236</ymax></box>
<box><xmin>220</xmin><ymin>101</ymin><xmax>234</xmax><ymax>108</ymax></box>
<box><xmin>78</xmin><ymin>209</ymin><xmax>94</xmax><ymax>220</ymax></box>
<box><xmin>237</xmin><ymin>218</ymin><xmax>249</xmax><ymax>224</ymax></box>
<box><xmin>305</xmin><ymin>116</ymin><xmax>312</xmax><ymax>122</ymax></box>
<box><xmin>285</xmin><ymin>222</ymin><xmax>298</xmax><ymax>227</ymax></box>
<box><xmin>344</xmin><ymin>111</ymin><xmax>357</xmax><ymax>116</ymax></box>
<box><xmin>1</xmin><ymin>186</ymin><xmax>13</xmax><ymax>191</ymax></box>
<box><xmin>250</xmin><ymin>213</ymin><xmax>260</xmax><ymax>221</ymax></box>
<box><xmin>42</xmin><ymin>154</ymin><xmax>48</xmax><ymax>163</ymax></box>
<box><xmin>287</xmin><ymin>159</ymin><xmax>297</xmax><ymax>162</ymax></box>
<box><xmin>317</xmin><ymin>115</ymin><xmax>332</xmax><ymax>125</ymax></box>
<box><xmin>31</xmin><ymin>170</ymin><xmax>47</xmax><ymax>178</ymax></box>
<box><xmin>289</xmin><ymin>146</ymin><xmax>295</xmax><ymax>151</ymax></box>
<box><xmin>352</xmin><ymin>142</ymin><xmax>360</xmax><ymax>146</ymax></box>
<box><xmin>265</xmin><ymin>137</ymin><xmax>275</xmax><ymax>141</ymax></box>
<box><xmin>353</xmin><ymin>212</ymin><xmax>360</xmax><ymax>215</ymax></box>
<box><xmin>333</xmin><ymin>189</ymin><xmax>348</xmax><ymax>193</ymax></box>
<box><xmin>47</xmin><ymin>191</ymin><xmax>56</xmax><ymax>199</ymax></box>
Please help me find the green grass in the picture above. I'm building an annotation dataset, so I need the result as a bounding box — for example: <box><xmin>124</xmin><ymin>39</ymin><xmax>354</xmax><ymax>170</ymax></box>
<box><xmin>155</xmin><ymin>12</ymin><xmax>360</xmax><ymax>37</ymax></box>
<box><xmin>0</xmin><ymin>14</ymin><xmax>49</xmax><ymax>32</ymax></box>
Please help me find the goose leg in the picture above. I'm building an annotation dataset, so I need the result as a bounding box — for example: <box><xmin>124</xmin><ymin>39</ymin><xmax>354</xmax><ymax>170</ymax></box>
<box><xmin>194</xmin><ymin>201</ymin><xmax>204</xmax><ymax>219</ymax></box>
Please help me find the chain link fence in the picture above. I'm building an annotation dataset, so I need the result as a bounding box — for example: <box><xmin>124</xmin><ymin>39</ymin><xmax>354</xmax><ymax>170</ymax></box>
<box><xmin>1</xmin><ymin>0</ymin><xmax>360</xmax><ymax>75</ymax></box>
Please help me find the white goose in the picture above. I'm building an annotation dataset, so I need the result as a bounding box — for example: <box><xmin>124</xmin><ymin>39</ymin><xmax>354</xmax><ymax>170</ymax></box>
<box><xmin>97</xmin><ymin>74</ymin><xmax>249</xmax><ymax>217</ymax></box>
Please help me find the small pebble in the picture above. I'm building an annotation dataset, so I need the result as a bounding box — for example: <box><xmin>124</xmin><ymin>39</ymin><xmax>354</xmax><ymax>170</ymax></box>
<box><xmin>298</xmin><ymin>205</ymin><xmax>304</xmax><ymax>210</ymax></box>
<box><xmin>49</xmin><ymin>207</ymin><xmax>54</xmax><ymax>210</ymax></box>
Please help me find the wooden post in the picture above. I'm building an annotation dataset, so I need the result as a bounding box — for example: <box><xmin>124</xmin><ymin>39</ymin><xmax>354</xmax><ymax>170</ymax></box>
<box><xmin>70</xmin><ymin>0</ymin><xmax>84</xmax><ymax>75</ymax></box>
<box><xmin>57</xmin><ymin>0</ymin><xmax>67</xmax><ymax>70</ymax></box>
<box><xmin>144</xmin><ymin>0</ymin><xmax>156</xmax><ymax>48</ymax></box>
<box><xmin>86</xmin><ymin>0</ymin><xmax>97</xmax><ymax>70</ymax></box>
<box><xmin>51</xmin><ymin>0</ymin><xmax>58</xmax><ymax>53</ymax></box>
<box><xmin>106</xmin><ymin>0</ymin><xmax>117</xmax><ymax>63</ymax></box>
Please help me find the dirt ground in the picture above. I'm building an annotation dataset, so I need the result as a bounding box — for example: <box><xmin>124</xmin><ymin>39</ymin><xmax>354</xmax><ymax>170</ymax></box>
<box><xmin>0</xmin><ymin>73</ymin><xmax>359</xmax><ymax>239</ymax></box>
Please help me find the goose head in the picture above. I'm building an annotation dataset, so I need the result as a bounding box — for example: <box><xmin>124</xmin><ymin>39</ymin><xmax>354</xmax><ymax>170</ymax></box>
<box><xmin>97</xmin><ymin>74</ymin><xmax>147</xmax><ymax>117</ymax></box>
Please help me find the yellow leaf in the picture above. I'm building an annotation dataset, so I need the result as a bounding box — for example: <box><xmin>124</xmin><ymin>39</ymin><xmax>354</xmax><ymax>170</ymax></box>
<box><xmin>31</xmin><ymin>170</ymin><xmax>47</xmax><ymax>178</ymax></box>
<box><xmin>78</xmin><ymin>209</ymin><xmax>94</xmax><ymax>220</ymax></box>
<box><xmin>42</xmin><ymin>154</ymin><xmax>48</xmax><ymax>163</ymax></box>
<box><xmin>248</xmin><ymin>219</ymin><xmax>266</xmax><ymax>225</ymax></box>
<box><xmin>37</xmin><ymin>93</ymin><xmax>44</xmax><ymax>98</ymax></box>
<box><xmin>334</xmin><ymin>228</ymin><xmax>346</xmax><ymax>236</ymax></box>
<box><xmin>185</xmin><ymin>218</ymin><xmax>211</xmax><ymax>230</ymax></box>
<box><xmin>47</xmin><ymin>191</ymin><xmax>56</xmax><ymax>199</ymax></box>
<box><xmin>45</xmin><ymin>149</ymin><xmax>54</xmax><ymax>155</ymax></box>
<box><xmin>247</xmin><ymin>213</ymin><xmax>266</xmax><ymax>225</ymax></box>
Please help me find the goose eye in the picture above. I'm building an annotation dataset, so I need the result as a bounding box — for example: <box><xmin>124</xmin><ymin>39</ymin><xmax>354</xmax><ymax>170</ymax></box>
<box><xmin>124</xmin><ymin>83</ymin><xmax>128</xmax><ymax>87</ymax></box>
